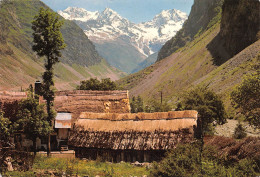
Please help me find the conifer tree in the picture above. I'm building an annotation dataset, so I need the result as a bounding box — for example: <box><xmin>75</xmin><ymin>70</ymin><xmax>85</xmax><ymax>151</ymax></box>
<box><xmin>32</xmin><ymin>7</ymin><xmax>66</xmax><ymax>156</ymax></box>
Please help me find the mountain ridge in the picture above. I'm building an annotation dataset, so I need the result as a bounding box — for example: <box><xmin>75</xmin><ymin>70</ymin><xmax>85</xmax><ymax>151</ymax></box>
<box><xmin>58</xmin><ymin>7</ymin><xmax>187</xmax><ymax>56</ymax></box>
<box><xmin>58</xmin><ymin>7</ymin><xmax>187</xmax><ymax>73</ymax></box>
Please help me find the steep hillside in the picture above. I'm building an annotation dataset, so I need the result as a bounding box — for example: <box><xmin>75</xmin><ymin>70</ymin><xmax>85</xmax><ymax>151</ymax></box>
<box><xmin>118</xmin><ymin>23</ymin><xmax>222</xmax><ymax>100</ymax></box>
<box><xmin>117</xmin><ymin>0</ymin><xmax>259</xmax><ymax>113</ymax></box>
<box><xmin>220</xmin><ymin>0</ymin><xmax>260</xmax><ymax>57</ymax></box>
<box><xmin>0</xmin><ymin>0</ymin><xmax>124</xmax><ymax>91</ymax></box>
<box><xmin>157</xmin><ymin>0</ymin><xmax>224</xmax><ymax>61</ymax></box>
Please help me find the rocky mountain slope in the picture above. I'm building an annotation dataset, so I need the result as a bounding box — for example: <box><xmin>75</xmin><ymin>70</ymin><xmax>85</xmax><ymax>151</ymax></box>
<box><xmin>157</xmin><ymin>0</ymin><xmax>224</xmax><ymax>61</ymax></box>
<box><xmin>58</xmin><ymin>7</ymin><xmax>187</xmax><ymax>73</ymax></box>
<box><xmin>220</xmin><ymin>0</ymin><xmax>259</xmax><ymax>57</ymax></box>
<box><xmin>117</xmin><ymin>0</ymin><xmax>260</xmax><ymax>113</ymax></box>
<box><xmin>0</xmin><ymin>0</ymin><xmax>124</xmax><ymax>91</ymax></box>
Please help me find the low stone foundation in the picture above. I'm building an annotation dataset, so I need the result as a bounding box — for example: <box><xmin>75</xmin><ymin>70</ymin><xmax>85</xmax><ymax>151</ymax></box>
<box><xmin>37</xmin><ymin>150</ymin><xmax>75</xmax><ymax>159</ymax></box>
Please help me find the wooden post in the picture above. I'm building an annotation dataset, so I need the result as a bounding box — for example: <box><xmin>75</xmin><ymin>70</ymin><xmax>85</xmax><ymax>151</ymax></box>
<box><xmin>159</xmin><ymin>91</ymin><xmax>163</xmax><ymax>104</ymax></box>
<box><xmin>47</xmin><ymin>135</ymin><xmax>51</xmax><ymax>157</ymax></box>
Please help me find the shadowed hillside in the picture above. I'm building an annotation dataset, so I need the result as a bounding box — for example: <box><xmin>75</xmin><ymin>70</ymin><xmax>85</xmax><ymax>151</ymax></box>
<box><xmin>157</xmin><ymin>0</ymin><xmax>224</xmax><ymax>61</ymax></box>
<box><xmin>220</xmin><ymin>0</ymin><xmax>260</xmax><ymax>57</ymax></box>
<box><xmin>0</xmin><ymin>0</ymin><xmax>124</xmax><ymax>91</ymax></box>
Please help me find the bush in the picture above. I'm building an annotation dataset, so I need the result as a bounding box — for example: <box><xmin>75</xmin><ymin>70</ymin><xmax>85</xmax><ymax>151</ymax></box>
<box><xmin>77</xmin><ymin>78</ymin><xmax>117</xmax><ymax>91</ymax></box>
<box><xmin>233</xmin><ymin>123</ymin><xmax>247</xmax><ymax>139</ymax></box>
<box><xmin>150</xmin><ymin>142</ymin><xmax>259</xmax><ymax>177</ymax></box>
<box><xmin>231</xmin><ymin>72</ymin><xmax>260</xmax><ymax>128</ymax></box>
<box><xmin>130</xmin><ymin>96</ymin><xmax>144</xmax><ymax>113</ymax></box>
<box><xmin>176</xmin><ymin>86</ymin><xmax>227</xmax><ymax>136</ymax></box>
<box><xmin>144</xmin><ymin>100</ymin><xmax>172</xmax><ymax>113</ymax></box>
<box><xmin>150</xmin><ymin>143</ymin><xmax>201</xmax><ymax>177</ymax></box>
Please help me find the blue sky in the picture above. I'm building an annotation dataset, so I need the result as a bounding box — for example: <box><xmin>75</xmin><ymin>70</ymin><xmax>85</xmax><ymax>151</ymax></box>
<box><xmin>41</xmin><ymin>0</ymin><xmax>194</xmax><ymax>23</ymax></box>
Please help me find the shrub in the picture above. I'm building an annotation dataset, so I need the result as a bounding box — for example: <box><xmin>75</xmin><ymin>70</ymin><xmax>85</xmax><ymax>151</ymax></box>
<box><xmin>130</xmin><ymin>96</ymin><xmax>144</xmax><ymax>113</ymax></box>
<box><xmin>233</xmin><ymin>123</ymin><xmax>247</xmax><ymax>139</ymax></box>
<box><xmin>231</xmin><ymin>72</ymin><xmax>260</xmax><ymax>128</ymax></box>
<box><xmin>77</xmin><ymin>78</ymin><xmax>117</xmax><ymax>91</ymax></box>
<box><xmin>176</xmin><ymin>86</ymin><xmax>227</xmax><ymax>136</ymax></box>
<box><xmin>144</xmin><ymin>100</ymin><xmax>171</xmax><ymax>113</ymax></box>
<box><xmin>150</xmin><ymin>142</ymin><xmax>259</xmax><ymax>177</ymax></box>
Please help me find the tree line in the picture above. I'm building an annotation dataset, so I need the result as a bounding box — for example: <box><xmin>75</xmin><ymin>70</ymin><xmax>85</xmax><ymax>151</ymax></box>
<box><xmin>77</xmin><ymin>78</ymin><xmax>117</xmax><ymax>91</ymax></box>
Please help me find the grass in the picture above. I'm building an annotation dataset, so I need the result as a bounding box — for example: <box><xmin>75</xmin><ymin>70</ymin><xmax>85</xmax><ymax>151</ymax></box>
<box><xmin>5</xmin><ymin>156</ymin><xmax>149</xmax><ymax>177</ymax></box>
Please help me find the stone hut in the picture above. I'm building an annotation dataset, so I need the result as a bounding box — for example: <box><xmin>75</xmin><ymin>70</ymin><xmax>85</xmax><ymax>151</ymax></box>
<box><xmin>69</xmin><ymin>110</ymin><xmax>198</xmax><ymax>162</ymax></box>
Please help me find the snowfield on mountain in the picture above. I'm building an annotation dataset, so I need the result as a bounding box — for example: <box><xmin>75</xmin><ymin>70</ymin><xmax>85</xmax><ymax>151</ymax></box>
<box><xmin>59</xmin><ymin>7</ymin><xmax>187</xmax><ymax>57</ymax></box>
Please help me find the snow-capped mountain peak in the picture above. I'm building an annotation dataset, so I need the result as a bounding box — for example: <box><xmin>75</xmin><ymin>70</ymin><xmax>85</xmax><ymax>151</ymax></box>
<box><xmin>102</xmin><ymin>8</ymin><xmax>117</xmax><ymax>15</ymax></box>
<box><xmin>58</xmin><ymin>7</ymin><xmax>187</xmax><ymax>56</ymax></box>
<box><xmin>98</xmin><ymin>8</ymin><xmax>125</xmax><ymax>23</ymax></box>
<box><xmin>58</xmin><ymin>7</ymin><xmax>99</xmax><ymax>22</ymax></box>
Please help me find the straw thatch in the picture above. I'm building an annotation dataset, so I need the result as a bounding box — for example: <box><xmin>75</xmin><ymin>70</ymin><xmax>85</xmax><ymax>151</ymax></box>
<box><xmin>69</xmin><ymin>110</ymin><xmax>197</xmax><ymax>150</ymax></box>
<box><xmin>75</xmin><ymin>118</ymin><xmax>197</xmax><ymax>132</ymax></box>
<box><xmin>0</xmin><ymin>91</ymin><xmax>27</xmax><ymax>103</ymax></box>
<box><xmin>53</xmin><ymin>90</ymin><xmax>130</xmax><ymax>122</ymax></box>
<box><xmin>0</xmin><ymin>91</ymin><xmax>27</xmax><ymax>114</ymax></box>
<box><xmin>69</xmin><ymin>127</ymin><xmax>194</xmax><ymax>150</ymax></box>
<box><xmin>79</xmin><ymin>110</ymin><xmax>198</xmax><ymax>121</ymax></box>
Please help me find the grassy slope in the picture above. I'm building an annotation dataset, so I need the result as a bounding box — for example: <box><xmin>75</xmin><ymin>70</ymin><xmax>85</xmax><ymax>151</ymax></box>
<box><xmin>117</xmin><ymin>22</ymin><xmax>259</xmax><ymax>113</ymax></box>
<box><xmin>0</xmin><ymin>0</ymin><xmax>124</xmax><ymax>91</ymax></box>
<box><xmin>5</xmin><ymin>156</ymin><xmax>149</xmax><ymax>177</ymax></box>
<box><xmin>0</xmin><ymin>42</ymin><xmax>124</xmax><ymax>91</ymax></box>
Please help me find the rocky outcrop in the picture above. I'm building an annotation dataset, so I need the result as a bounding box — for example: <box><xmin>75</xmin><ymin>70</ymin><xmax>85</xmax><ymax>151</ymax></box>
<box><xmin>157</xmin><ymin>0</ymin><xmax>224</xmax><ymax>61</ymax></box>
<box><xmin>220</xmin><ymin>0</ymin><xmax>260</xmax><ymax>57</ymax></box>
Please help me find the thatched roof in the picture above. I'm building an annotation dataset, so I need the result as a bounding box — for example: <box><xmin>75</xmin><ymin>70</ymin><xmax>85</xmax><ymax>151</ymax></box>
<box><xmin>69</xmin><ymin>128</ymin><xmax>194</xmax><ymax>150</ymax></box>
<box><xmin>79</xmin><ymin>110</ymin><xmax>198</xmax><ymax>121</ymax></box>
<box><xmin>68</xmin><ymin>110</ymin><xmax>197</xmax><ymax>150</ymax></box>
<box><xmin>76</xmin><ymin>111</ymin><xmax>197</xmax><ymax>132</ymax></box>
<box><xmin>53</xmin><ymin>90</ymin><xmax>130</xmax><ymax>122</ymax></box>
<box><xmin>0</xmin><ymin>91</ymin><xmax>27</xmax><ymax>102</ymax></box>
<box><xmin>0</xmin><ymin>91</ymin><xmax>27</xmax><ymax>112</ymax></box>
